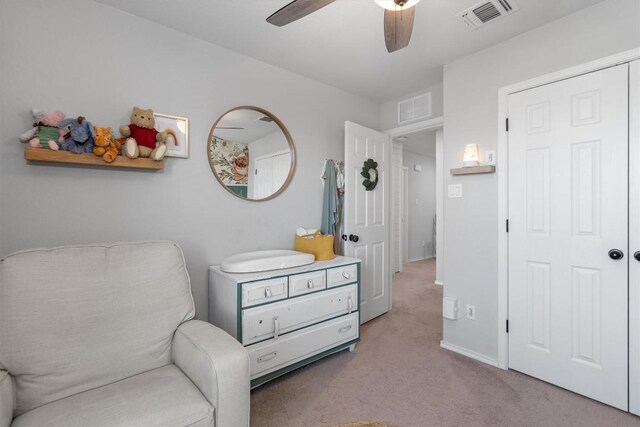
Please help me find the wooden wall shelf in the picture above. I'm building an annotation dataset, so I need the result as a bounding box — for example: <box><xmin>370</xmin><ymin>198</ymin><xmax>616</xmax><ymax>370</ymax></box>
<box><xmin>24</xmin><ymin>148</ymin><xmax>163</xmax><ymax>170</ymax></box>
<box><xmin>450</xmin><ymin>165</ymin><xmax>496</xmax><ymax>175</ymax></box>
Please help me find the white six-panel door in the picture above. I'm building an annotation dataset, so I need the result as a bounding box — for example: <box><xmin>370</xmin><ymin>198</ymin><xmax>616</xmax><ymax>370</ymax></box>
<box><xmin>344</xmin><ymin>121</ymin><xmax>391</xmax><ymax>324</ymax></box>
<box><xmin>630</xmin><ymin>59</ymin><xmax>640</xmax><ymax>416</ymax></box>
<box><xmin>508</xmin><ymin>64</ymin><xmax>629</xmax><ymax>410</ymax></box>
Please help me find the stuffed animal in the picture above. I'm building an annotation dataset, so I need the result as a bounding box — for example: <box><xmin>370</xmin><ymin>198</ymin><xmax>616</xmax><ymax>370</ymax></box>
<box><xmin>93</xmin><ymin>126</ymin><xmax>124</xmax><ymax>163</ymax></box>
<box><xmin>22</xmin><ymin>109</ymin><xmax>66</xmax><ymax>150</ymax></box>
<box><xmin>120</xmin><ymin>107</ymin><xmax>167</xmax><ymax>161</ymax></box>
<box><xmin>60</xmin><ymin>116</ymin><xmax>95</xmax><ymax>153</ymax></box>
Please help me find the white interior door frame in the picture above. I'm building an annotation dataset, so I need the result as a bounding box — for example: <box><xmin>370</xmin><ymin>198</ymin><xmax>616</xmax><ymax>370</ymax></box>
<box><xmin>402</xmin><ymin>166</ymin><xmax>409</xmax><ymax>263</ymax></box>
<box><xmin>496</xmin><ymin>48</ymin><xmax>640</xmax><ymax>370</ymax></box>
<box><xmin>630</xmin><ymin>59</ymin><xmax>640</xmax><ymax>416</ymax></box>
<box><xmin>385</xmin><ymin>116</ymin><xmax>444</xmax><ymax>277</ymax></box>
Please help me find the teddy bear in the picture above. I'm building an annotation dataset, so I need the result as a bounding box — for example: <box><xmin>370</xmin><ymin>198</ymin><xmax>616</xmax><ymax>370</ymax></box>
<box><xmin>20</xmin><ymin>109</ymin><xmax>66</xmax><ymax>150</ymax></box>
<box><xmin>93</xmin><ymin>126</ymin><xmax>125</xmax><ymax>163</ymax></box>
<box><xmin>120</xmin><ymin>106</ymin><xmax>168</xmax><ymax>161</ymax></box>
<box><xmin>59</xmin><ymin>116</ymin><xmax>95</xmax><ymax>153</ymax></box>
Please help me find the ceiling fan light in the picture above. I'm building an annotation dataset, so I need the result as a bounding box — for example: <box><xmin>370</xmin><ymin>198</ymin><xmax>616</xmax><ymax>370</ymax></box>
<box><xmin>375</xmin><ymin>0</ymin><xmax>421</xmax><ymax>11</ymax></box>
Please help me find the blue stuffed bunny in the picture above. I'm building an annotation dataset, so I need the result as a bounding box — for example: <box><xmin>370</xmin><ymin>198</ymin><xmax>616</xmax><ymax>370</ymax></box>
<box><xmin>60</xmin><ymin>116</ymin><xmax>95</xmax><ymax>153</ymax></box>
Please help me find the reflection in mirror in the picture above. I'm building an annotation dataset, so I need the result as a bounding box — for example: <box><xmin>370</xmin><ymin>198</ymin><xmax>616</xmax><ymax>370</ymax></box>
<box><xmin>208</xmin><ymin>107</ymin><xmax>295</xmax><ymax>201</ymax></box>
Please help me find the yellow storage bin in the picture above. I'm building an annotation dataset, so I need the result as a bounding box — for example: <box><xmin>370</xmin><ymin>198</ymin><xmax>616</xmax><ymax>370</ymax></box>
<box><xmin>295</xmin><ymin>231</ymin><xmax>335</xmax><ymax>261</ymax></box>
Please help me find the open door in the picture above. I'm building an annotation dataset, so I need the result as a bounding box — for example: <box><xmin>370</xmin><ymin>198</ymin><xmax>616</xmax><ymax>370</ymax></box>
<box><xmin>344</xmin><ymin>121</ymin><xmax>391</xmax><ymax>324</ymax></box>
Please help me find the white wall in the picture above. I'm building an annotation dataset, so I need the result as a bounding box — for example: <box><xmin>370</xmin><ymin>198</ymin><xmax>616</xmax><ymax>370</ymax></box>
<box><xmin>0</xmin><ymin>0</ymin><xmax>380</xmax><ymax>320</ymax></box>
<box><xmin>380</xmin><ymin>82</ymin><xmax>443</xmax><ymax>131</ymax></box>
<box><xmin>442</xmin><ymin>0</ymin><xmax>640</xmax><ymax>361</ymax></box>
<box><xmin>403</xmin><ymin>151</ymin><xmax>435</xmax><ymax>262</ymax></box>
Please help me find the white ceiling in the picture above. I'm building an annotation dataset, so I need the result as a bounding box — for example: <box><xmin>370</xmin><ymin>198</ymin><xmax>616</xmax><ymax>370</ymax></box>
<box><xmin>96</xmin><ymin>0</ymin><xmax>603</xmax><ymax>103</ymax></box>
<box><xmin>214</xmin><ymin>109</ymin><xmax>280</xmax><ymax>144</ymax></box>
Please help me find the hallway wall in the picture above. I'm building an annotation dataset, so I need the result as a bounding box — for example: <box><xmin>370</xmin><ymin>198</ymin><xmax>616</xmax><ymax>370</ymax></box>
<box><xmin>403</xmin><ymin>151</ymin><xmax>436</xmax><ymax>262</ymax></box>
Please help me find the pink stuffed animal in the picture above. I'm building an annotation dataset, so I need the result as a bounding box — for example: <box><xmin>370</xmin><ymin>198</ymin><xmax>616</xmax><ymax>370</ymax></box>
<box><xmin>25</xmin><ymin>110</ymin><xmax>66</xmax><ymax>150</ymax></box>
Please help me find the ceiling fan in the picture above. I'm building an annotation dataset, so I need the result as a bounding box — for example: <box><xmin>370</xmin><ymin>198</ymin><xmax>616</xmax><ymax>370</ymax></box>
<box><xmin>266</xmin><ymin>0</ymin><xmax>421</xmax><ymax>53</ymax></box>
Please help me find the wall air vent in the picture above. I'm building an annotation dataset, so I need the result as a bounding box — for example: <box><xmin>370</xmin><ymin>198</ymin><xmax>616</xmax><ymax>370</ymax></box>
<box><xmin>457</xmin><ymin>0</ymin><xmax>519</xmax><ymax>31</ymax></box>
<box><xmin>398</xmin><ymin>92</ymin><xmax>432</xmax><ymax>125</ymax></box>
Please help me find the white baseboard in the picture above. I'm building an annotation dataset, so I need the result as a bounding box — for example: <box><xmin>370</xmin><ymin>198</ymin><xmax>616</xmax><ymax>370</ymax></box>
<box><xmin>434</xmin><ymin>280</ymin><xmax>443</xmax><ymax>286</ymax></box>
<box><xmin>406</xmin><ymin>256</ymin><xmax>434</xmax><ymax>263</ymax></box>
<box><xmin>440</xmin><ymin>341</ymin><xmax>499</xmax><ymax>368</ymax></box>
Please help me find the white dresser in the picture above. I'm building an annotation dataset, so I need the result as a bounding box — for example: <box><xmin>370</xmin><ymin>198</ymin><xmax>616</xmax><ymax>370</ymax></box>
<box><xmin>208</xmin><ymin>256</ymin><xmax>360</xmax><ymax>388</ymax></box>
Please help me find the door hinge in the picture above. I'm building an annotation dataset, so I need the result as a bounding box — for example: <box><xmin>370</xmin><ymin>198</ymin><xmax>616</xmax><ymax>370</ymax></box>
<box><xmin>506</xmin><ymin>118</ymin><xmax>509</xmax><ymax>132</ymax></box>
<box><xmin>506</xmin><ymin>219</ymin><xmax>509</xmax><ymax>233</ymax></box>
<box><xmin>506</xmin><ymin>319</ymin><xmax>509</xmax><ymax>333</ymax></box>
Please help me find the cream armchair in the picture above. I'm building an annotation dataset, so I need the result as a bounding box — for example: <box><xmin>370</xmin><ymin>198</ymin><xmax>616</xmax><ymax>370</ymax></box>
<box><xmin>0</xmin><ymin>242</ymin><xmax>249</xmax><ymax>427</ymax></box>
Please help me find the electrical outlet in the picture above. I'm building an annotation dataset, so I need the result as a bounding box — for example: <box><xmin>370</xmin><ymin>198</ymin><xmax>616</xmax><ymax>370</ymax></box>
<box><xmin>466</xmin><ymin>304</ymin><xmax>476</xmax><ymax>320</ymax></box>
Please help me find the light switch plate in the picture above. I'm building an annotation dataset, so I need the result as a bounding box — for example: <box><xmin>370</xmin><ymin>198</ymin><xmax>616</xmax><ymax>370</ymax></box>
<box><xmin>486</xmin><ymin>151</ymin><xmax>496</xmax><ymax>165</ymax></box>
<box><xmin>448</xmin><ymin>184</ymin><xmax>462</xmax><ymax>198</ymax></box>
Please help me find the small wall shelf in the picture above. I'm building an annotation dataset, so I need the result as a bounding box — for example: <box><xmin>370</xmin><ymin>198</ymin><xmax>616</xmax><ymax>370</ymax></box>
<box><xmin>24</xmin><ymin>148</ymin><xmax>163</xmax><ymax>170</ymax></box>
<box><xmin>450</xmin><ymin>165</ymin><xmax>496</xmax><ymax>176</ymax></box>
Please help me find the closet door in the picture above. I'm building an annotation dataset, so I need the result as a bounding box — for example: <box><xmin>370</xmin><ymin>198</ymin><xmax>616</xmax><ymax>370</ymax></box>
<box><xmin>508</xmin><ymin>64</ymin><xmax>629</xmax><ymax>410</ymax></box>
<box><xmin>630</xmin><ymin>59</ymin><xmax>640</xmax><ymax>416</ymax></box>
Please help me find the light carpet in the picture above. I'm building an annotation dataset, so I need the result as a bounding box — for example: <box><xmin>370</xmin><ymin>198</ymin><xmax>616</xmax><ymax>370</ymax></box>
<box><xmin>250</xmin><ymin>259</ymin><xmax>639</xmax><ymax>427</ymax></box>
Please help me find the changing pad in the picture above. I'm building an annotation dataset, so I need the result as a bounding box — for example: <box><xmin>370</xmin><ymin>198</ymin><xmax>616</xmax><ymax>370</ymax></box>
<box><xmin>220</xmin><ymin>250</ymin><xmax>315</xmax><ymax>273</ymax></box>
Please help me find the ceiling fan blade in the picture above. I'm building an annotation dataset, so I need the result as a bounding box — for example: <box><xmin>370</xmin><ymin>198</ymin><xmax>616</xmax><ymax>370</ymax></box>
<box><xmin>267</xmin><ymin>0</ymin><xmax>335</xmax><ymax>27</ymax></box>
<box><xmin>383</xmin><ymin>6</ymin><xmax>415</xmax><ymax>53</ymax></box>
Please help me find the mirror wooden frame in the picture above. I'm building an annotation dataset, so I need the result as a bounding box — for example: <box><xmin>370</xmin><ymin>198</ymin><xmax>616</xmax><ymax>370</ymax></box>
<box><xmin>207</xmin><ymin>106</ymin><xmax>296</xmax><ymax>202</ymax></box>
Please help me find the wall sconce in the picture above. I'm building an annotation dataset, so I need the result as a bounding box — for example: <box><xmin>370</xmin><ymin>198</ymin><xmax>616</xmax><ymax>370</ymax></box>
<box><xmin>463</xmin><ymin>143</ymin><xmax>479</xmax><ymax>167</ymax></box>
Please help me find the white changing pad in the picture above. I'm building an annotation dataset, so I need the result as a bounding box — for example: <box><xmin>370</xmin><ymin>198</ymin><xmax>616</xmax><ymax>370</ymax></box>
<box><xmin>220</xmin><ymin>250</ymin><xmax>315</xmax><ymax>273</ymax></box>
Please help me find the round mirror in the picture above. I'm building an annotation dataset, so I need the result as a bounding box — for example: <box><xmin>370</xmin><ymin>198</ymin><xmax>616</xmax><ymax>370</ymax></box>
<box><xmin>208</xmin><ymin>106</ymin><xmax>295</xmax><ymax>201</ymax></box>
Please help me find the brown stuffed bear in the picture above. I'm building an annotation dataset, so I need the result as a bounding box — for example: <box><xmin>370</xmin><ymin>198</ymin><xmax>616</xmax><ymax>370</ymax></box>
<box><xmin>93</xmin><ymin>126</ymin><xmax>124</xmax><ymax>163</ymax></box>
<box><xmin>120</xmin><ymin>107</ymin><xmax>167</xmax><ymax>161</ymax></box>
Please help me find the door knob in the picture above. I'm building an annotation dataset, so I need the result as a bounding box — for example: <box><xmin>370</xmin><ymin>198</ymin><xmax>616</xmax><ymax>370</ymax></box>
<box><xmin>634</xmin><ymin>251</ymin><xmax>640</xmax><ymax>262</ymax></box>
<box><xmin>349</xmin><ymin>234</ymin><xmax>359</xmax><ymax>242</ymax></box>
<box><xmin>608</xmin><ymin>249</ymin><xmax>624</xmax><ymax>260</ymax></box>
<box><xmin>341</xmin><ymin>234</ymin><xmax>348</xmax><ymax>241</ymax></box>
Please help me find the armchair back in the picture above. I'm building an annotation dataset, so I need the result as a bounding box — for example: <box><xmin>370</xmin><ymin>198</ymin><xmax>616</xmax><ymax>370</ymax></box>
<box><xmin>0</xmin><ymin>241</ymin><xmax>195</xmax><ymax>416</ymax></box>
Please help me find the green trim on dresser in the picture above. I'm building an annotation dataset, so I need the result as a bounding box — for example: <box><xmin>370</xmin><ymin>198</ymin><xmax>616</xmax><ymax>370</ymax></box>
<box><xmin>237</xmin><ymin>284</ymin><xmax>243</xmax><ymax>343</ymax></box>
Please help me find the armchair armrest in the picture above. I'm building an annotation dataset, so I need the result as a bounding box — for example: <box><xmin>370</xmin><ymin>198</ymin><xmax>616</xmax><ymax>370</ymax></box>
<box><xmin>0</xmin><ymin>370</ymin><xmax>14</xmax><ymax>427</ymax></box>
<box><xmin>173</xmin><ymin>320</ymin><xmax>250</xmax><ymax>427</ymax></box>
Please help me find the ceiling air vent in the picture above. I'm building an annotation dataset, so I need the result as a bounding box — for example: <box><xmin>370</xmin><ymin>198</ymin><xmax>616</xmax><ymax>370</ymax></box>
<box><xmin>457</xmin><ymin>0</ymin><xmax>519</xmax><ymax>31</ymax></box>
<box><xmin>398</xmin><ymin>92</ymin><xmax>431</xmax><ymax>125</ymax></box>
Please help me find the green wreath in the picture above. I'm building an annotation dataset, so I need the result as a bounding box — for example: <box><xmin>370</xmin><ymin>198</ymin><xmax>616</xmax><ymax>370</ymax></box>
<box><xmin>361</xmin><ymin>158</ymin><xmax>379</xmax><ymax>191</ymax></box>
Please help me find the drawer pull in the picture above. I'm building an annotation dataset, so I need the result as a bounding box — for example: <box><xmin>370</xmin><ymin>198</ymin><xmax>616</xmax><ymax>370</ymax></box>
<box><xmin>342</xmin><ymin>271</ymin><xmax>351</xmax><ymax>279</ymax></box>
<box><xmin>273</xmin><ymin>316</ymin><xmax>280</xmax><ymax>339</ymax></box>
<box><xmin>307</xmin><ymin>279</ymin><xmax>314</xmax><ymax>289</ymax></box>
<box><xmin>264</xmin><ymin>287</ymin><xmax>272</xmax><ymax>298</ymax></box>
<box><xmin>348</xmin><ymin>296</ymin><xmax>353</xmax><ymax>314</ymax></box>
<box><xmin>257</xmin><ymin>351</ymin><xmax>278</xmax><ymax>363</ymax></box>
<box><xmin>338</xmin><ymin>325</ymin><xmax>352</xmax><ymax>334</ymax></box>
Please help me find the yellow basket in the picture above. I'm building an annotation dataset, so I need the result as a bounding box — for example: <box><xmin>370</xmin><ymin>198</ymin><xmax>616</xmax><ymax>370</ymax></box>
<box><xmin>294</xmin><ymin>231</ymin><xmax>335</xmax><ymax>261</ymax></box>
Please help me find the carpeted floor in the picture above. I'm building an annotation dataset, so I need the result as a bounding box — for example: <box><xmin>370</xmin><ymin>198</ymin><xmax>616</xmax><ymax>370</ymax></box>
<box><xmin>250</xmin><ymin>259</ymin><xmax>639</xmax><ymax>427</ymax></box>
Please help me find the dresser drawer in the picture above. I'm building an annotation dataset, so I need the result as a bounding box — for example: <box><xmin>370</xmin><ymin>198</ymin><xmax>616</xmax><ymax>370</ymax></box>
<box><xmin>327</xmin><ymin>264</ymin><xmax>358</xmax><ymax>288</ymax></box>
<box><xmin>289</xmin><ymin>270</ymin><xmax>326</xmax><ymax>297</ymax></box>
<box><xmin>242</xmin><ymin>284</ymin><xmax>357</xmax><ymax>345</ymax></box>
<box><xmin>242</xmin><ymin>277</ymin><xmax>288</xmax><ymax>308</ymax></box>
<box><xmin>247</xmin><ymin>312</ymin><xmax>359</xmax><ymax>379</ymax></box>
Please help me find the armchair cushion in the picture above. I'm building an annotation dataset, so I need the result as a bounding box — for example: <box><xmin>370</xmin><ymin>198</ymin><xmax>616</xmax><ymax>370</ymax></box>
<box><xmin>173</xmin><ymin>320</ymin><xmax>250</xmax><ymax>427</ymax></box>
<box><xmin>10</xmin><ymin>364</ymin><xmax>212</xmax><ymax>427</ymax></box>
<box><xmin>0</xmin><ymin>242</ymin><xmax>195</xmax><ymax>415</ymax></box>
